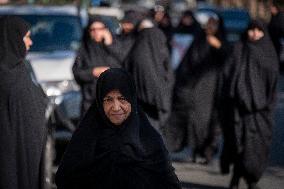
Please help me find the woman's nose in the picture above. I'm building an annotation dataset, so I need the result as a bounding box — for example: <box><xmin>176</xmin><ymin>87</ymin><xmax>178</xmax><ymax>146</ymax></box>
<box><xmin>112</xmin><ymin>100</ymin><xmax>121</xmax><ymax>111</ymax></box>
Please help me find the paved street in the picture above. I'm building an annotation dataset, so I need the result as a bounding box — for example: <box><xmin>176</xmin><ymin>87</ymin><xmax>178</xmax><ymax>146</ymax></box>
<box><xmin>172</xmin><ymin>74</ymin><xmax>284</xmax><ymax>189</ymax></box>
<box><xmin>173</xmin><ymin>160</ymin><xmax>284</xmax><ymax>189</ymax></box>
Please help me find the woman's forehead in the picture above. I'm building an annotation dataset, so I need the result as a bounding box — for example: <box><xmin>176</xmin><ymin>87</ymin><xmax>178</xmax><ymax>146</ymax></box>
<box><xmin>104</xmin><ymin>90</ymin><xmax>123</xmax><ymax>97</ymax></box>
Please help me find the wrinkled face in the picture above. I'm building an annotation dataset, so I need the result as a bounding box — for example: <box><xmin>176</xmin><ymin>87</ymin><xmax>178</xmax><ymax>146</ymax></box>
<box><xmin>89</xmin><ymin>22</ymin><xmax>106</xmax><ymax>42</ymax></box>
<box><xmin>103</xmin><ymin>90</ymin><xmax>132</xmax><ymax>126</ymax></box>
<box><xmin>248</xmin><ymin>28</ymin><xmax>264</xmax><ymax>42</ymax></box>
<box><xmin>23</xmin><ymin>30</ymin><xmax>33</xmax><ymax>51</ymax></box>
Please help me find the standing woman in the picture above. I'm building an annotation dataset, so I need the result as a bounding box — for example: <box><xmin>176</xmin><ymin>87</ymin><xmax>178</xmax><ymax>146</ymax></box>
<box><xmin>125</xmin><ymin>19</ymin><xmax>174</xmax><ymax>133</ymax></box>
<box><xmin>55</xmin><ymin>68</ymin><xmax>181</xmax><ymax>189</ymax></box>
<box><xmin>166</xmin><ymin>16</ymin><xmax>229</xmax><ymax>163</ymax></box>
<box><xmin>72</xmin><ymin>17</ymin><xmax>121</xmax><ymax>117</ymax></box>
<box><xmin>0</xmin><ymin>16</ymin><xmax>47</xmax><ymax>189</ymax></box>
<box><xmin>220</xmin><ymin>20</ymin><xmax>279</xmax><ymax>189</ymax></box>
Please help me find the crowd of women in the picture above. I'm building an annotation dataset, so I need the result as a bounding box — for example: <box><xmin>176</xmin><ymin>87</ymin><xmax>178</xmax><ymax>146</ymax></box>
<box><xmin>0</xmin><ymin>1</ymin><xmax>283</xmax><ymax>189</ymax></box>
<box><xmin>70</xmin><ymin>3</ymin><xmax>281</xmax><ymax>189</ymax></box>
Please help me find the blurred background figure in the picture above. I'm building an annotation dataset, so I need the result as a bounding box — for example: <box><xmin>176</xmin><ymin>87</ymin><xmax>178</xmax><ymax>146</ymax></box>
<box><xmin>150</xmin><ymin>5</ymin><xmax>173</xmax><ymax>53</ymax></box>
<box><xmin>125</xmin><ymin>19</ymin><xmax>174</xmax><ymax>134</ymax></box>
<box><xmin>170</xmin><ymin>9</ymin><xmax>202</xmax><ymax>69</ymax></box>
<box><xmin>268</xmin><ymin>0</ymin><xmax>284</xmax><ymax>72</ymax></box>
<box><xmin>109</xmin><ymin>10</ymin><xmax>142</xmax><ymax>63</ymax></box>
<box><xmin>72</xmin><ymin>17</ymin><xmax>121</xmax><ymax>117</ymax></box>
<box><xmin>175</xmin><ymin>10</ymin><xmax>202</xmax><ymax>36</ymax></box>
<box><xmin>220</xmin><ymin>20</ymin><xmax>279</xmax><ymax>189</ymax></box>
<box><xmin>165</xmin><ymin>15</ymin><xmax>229</xmax><ymax>164</ymax></box>
<box><xmin>0</xmin><ymin>16</ymin><xmax>47</xmax><ymax>189</ymax></box>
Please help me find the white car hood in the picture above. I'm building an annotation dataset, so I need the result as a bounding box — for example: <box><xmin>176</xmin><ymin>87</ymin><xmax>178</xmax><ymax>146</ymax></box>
<box><xmin>27</xmin><ymin>51</ymin><xmax>76</xmax><ymax>83</ymax></box>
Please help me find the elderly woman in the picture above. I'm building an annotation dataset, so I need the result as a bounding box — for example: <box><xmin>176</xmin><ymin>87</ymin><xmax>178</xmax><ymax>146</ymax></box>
<box><xmin>55</xmin><ymin>68</ymin><xmax>181</xmax><ymax>189</ymax></box>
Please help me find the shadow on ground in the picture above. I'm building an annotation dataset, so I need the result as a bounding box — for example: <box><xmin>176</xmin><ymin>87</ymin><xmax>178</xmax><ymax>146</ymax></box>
<box><xmin>181</xmin><ymin>181</ymin><xmax>228</xmax><ymax>189</ymax></box>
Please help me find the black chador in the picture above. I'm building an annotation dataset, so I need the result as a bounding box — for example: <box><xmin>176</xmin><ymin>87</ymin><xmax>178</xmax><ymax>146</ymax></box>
<box><xmin>72</xmin><ymin>18</ymin><xmax>121</xmax><ymax>115</ymax></box>
<box><xmin>125</xmin><ymin>27</ymin><xmax>174</xmax><ymax>132</ymax></box>
<box><xmin>55</xmin><ymin>68</ymin><xmax>181</xmax><ymax>189</ymax></box>
<box><xmin>0</xmin><ymin>16</ymin><xmax>47</xmax><ymax>189</ymax></box>
<box><xmin>166</xmin><ymin>17</ymin><xmax>229</xmax><ymax>162</ymax></box>
<box><xmin>220</xmin><ymin>20</ymin><xmax>279</xmax><ymax>188</ymax></box>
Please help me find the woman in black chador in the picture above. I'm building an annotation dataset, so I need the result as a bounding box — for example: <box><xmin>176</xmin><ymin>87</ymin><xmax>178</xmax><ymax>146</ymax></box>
<box><xmin>73</xmin><ymin>17</ymin><xmax>121</xmax><ymax>116</ymax></box>
<box><xmin>55</xmin><ymin>68</ymin><xmax>181</xmax><ymax>189</ymax></box>
<box><xmin>125</xmin><ymin>20</ymin><xmax>174</xmax><ymax>133</ymax></box>
<box><xmin>166</xmin><ymin>16</ymin><xmax>229</xmax><ymax>163</ymax></box>
<box><xmin>175</xmin><ymin>10</ymin><xmax>202</xmax><ymax>36</ymax></box>
<box><xmin>0</xmin><ymin>16</ymin><xmax>47</xmax><ymax>189</ymax></box>
<box><xmin>220</xmin><ymin>20</ymin><xmax>279</xmax><ymax>189</ymax></box>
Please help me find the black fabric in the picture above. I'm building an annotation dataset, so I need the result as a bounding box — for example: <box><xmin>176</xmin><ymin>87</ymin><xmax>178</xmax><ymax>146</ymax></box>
<box><xmin>268</xmin><ymin>11</ymin><xmax>284</xmax><ymax>70</ymax></box>
<box><xmin>55</xmin><ymin>68</ymin><xmax>181</xmax><ymax>189</ymax></box>
<box><xmin>125</xmin><ymin>27</ymin><xmax>174</xmax><ymax>131</ymax></box>
<box><xmin>175</xmin><ymin>10</ymin><xmax>202</xmax><ymax>36</ymax></box>
<box><xmin>166</xmin><ymin>19</ymin><xmax>229</xmax><ymax>158</ymax></box>
<box><xmin>72</xmin><ymin>20</ymin><xmax>121</xmax><ymax>115</ymax></box>
<box><xmin>106</xmin><ymin>32</ymin><xmax>137</xmax><ymax>64</ymax></box>
<box><xmin>220</xmin><ymin>20</ymin><xmax>279</xmax><ymax>183</ymax></box>
<box><xmin>0</xmin><ymin>16</ymin><xmax>47</xmax><ymax>189</ymax></box>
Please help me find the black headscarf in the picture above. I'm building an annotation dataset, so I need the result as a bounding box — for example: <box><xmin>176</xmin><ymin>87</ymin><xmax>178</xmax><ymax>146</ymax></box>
<box><xmin>220</xmin><ymin>19</ymin><xmax>279</xmax><ymax>182</ymax></box>
<box><xmin>56</xmin><ymin>68</ymin><xmax>181</xmax><ymax>189</ymax></box>
<box><xmin>0</xmin><ymin>16</ymin><xmax>47</xmax><ymax>189</ymax></box>
<box><xmin>226</xmin><ymin>19</ymin><xmax>279</xmax><ymax>112</ymax></box>
<box><xmin>125</xmin><ymin>27</ymin><xmax>174</xmax><ymax>128</ymax></box>
<box><xmin>0</xmin><ymin>16</ymin><xmax>30</xmax><ymax>70</ymax></box>
<box><xmin>72</xmin><ymin>17</ymin><xmax>121</xmax><ymax>115</ymax></box>
<box><xmin>175</xmin><ymin>10</ymin><xmax>202</xmax><ymax>35</ymax></box>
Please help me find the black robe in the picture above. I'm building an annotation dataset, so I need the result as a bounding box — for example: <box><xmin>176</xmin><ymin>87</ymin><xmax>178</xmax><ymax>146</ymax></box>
<box><xmin>166</xmin><ymin>25</ymin><xmax>229</xmax><ymax>156</ymax></box>
<box><xmin>108</xmin><ymin>32</ymin><xmax>137</xmax><ymax>63</ymax></box>
<box><xmin>55</xmin><ymin>68</ymin><xmax>181</xmax><ymax>189</ymax></box>
<box><xmin>0</xmin><ymin>16</ymin><xmax>47</xmax><ymax>189</ymax></box>
<box><xmin>268</xmin><ymin>11</ymin><xmax>284</xmax><ymax>70</ymax></box>
<box><xmin>125</xmin><ymin>27</ymin><xmax>174</xmax><ymax>132</ymax></box>
<box><xmin>220</xmin><ymin>20</ymin><xmax>279</xmax><ymax>183</ymax></box>
<box><xmin>72</xmin><ymin>22</ymin><xmax>121</xmax><ymax>116</ymax></box>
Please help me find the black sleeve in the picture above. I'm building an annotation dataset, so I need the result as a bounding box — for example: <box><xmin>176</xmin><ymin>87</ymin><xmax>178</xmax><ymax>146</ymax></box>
<box><xmin>72</xmin><ymin>48</ymin><xmax>94</xmax><ymax>85</ymax></box>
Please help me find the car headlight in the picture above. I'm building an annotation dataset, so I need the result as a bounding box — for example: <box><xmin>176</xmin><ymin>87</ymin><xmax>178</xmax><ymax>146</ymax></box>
<box><xmin>41</xmin><ymin>80</ymin><xmax>80</xmax><ymax>97</ymax></box>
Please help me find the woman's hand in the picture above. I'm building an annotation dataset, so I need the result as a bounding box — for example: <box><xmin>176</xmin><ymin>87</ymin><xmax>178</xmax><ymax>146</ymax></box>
<box><xmin>207</xmin><ymin>35</ymin><xmax>221</xmax><ymax>49</ymax></box>
<box><xmin>92</xmin><ymin>67</ymin><xmax>110</xmax><ymax>78</ymax></box>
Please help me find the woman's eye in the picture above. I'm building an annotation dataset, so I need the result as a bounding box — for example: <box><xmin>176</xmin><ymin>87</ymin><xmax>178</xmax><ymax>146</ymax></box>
<box><xmin>118</xmin><ymin>97</ymin><xmax>127</xmax><ymax>102</ymax></box>
<box><xmin>103</xmin><ymin>98</ymin><xmax>112</xmax><ymax>103</ymax></box>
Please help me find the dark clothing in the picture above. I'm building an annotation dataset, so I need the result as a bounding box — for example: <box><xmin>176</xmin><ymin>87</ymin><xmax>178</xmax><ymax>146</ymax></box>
<box><xmin>220</xmin><ymin>20</ymin><xmax>279</xmax><ymax>184</ymax></box>
<box><xmin>108</xmin><ymin>33</ymin><xmax>137</xmax><ymax>63</ymax></box>
<box><xmin>166</xmin><ymin>29</ymin><xmax>229</xmax><ymax>158</ymax></box>
<box><xmin>268</xmin><ymin>11</ymin><xmax>284</xmax><ymax>69</ymax></box>
<box><xmin>175</xmin><ymin>10</ymin><xmax>202</xmax><ymax>36</ymax></box>
<box><xmin>72</xmin><ymin>25</ymin><xmax>121</xmax><ymax>116</ymax></box>
<box><xmin>55</xmin><ymin>68</ymin><xmax>181</xmax><ymax>189</ymax></box>
<box><xmin>0</xmin><ymin>16</ymin><xmax>47</xmax><ymax>189</ymax></box>
<box><xmin>125</xmin><ymin>27</ymin><xmax>174</xmax><ymax>132</ymax></box>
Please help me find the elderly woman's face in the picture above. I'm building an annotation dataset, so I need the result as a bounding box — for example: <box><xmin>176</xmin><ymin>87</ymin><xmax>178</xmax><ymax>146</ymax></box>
<box><xmin>103</xmin><ymin>90</ymin><xmax>132</xmax><ymax>125</ymax></box>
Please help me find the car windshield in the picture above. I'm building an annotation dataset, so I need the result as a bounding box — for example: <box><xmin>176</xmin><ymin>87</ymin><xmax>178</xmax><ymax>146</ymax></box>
<box><xmin>20</xmin><ymin>15</ymin><xmax>82</xmax><ymax>52</ymax></box>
